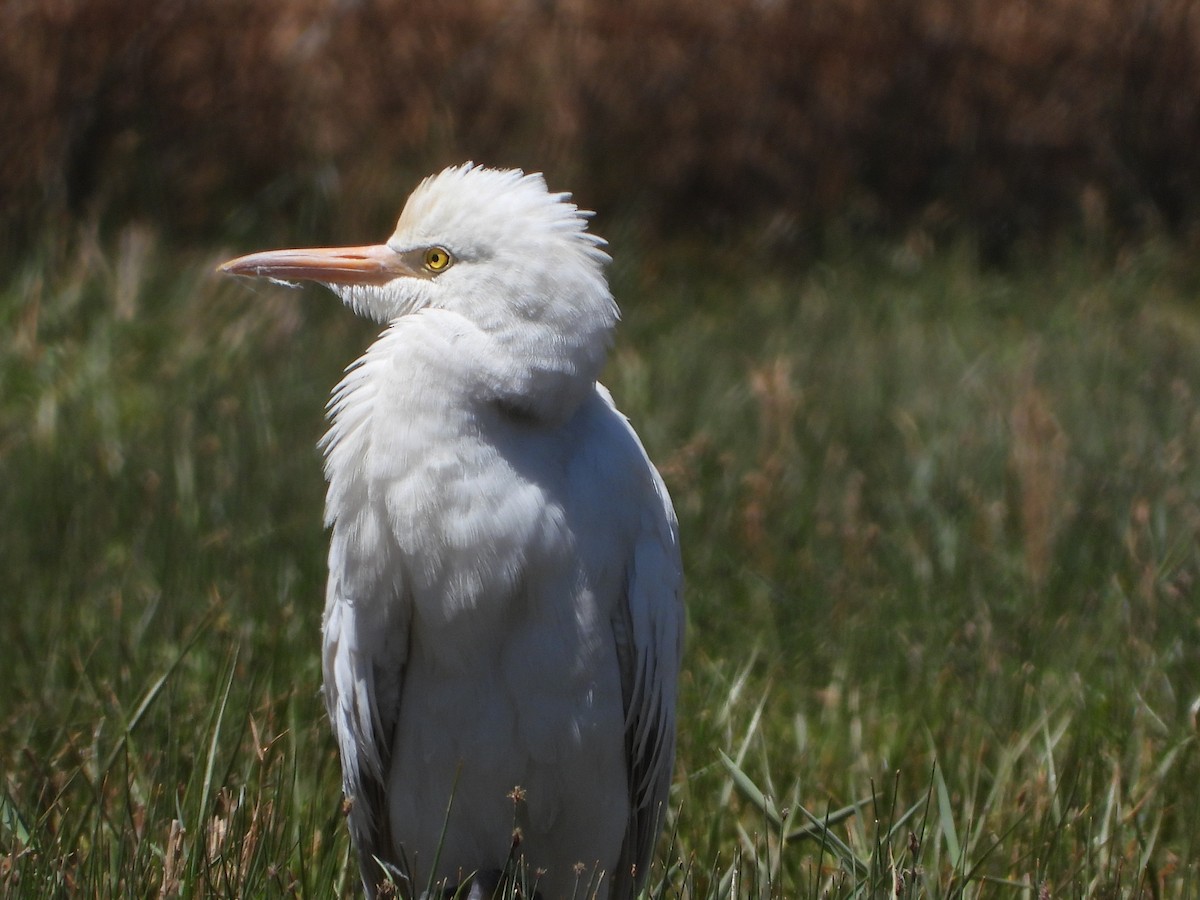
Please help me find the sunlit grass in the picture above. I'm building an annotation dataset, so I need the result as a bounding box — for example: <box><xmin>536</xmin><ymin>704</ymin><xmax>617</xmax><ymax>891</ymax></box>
<box><xmin>2</xmin><ymin>228</ymin><xmax>1199</xmax><ymax>897</ymax></box>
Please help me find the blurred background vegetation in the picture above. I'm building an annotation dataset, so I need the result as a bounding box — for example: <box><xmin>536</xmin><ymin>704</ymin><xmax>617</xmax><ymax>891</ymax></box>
<box><xmin>3</xmin><ymin>1</ymin><xmax>1200</xmax><ymax>896</ymax></box>
<box><xmin>3</xmin><ymin>0</ymin><xmax>1200</xmax><ymax>255</ymax></box>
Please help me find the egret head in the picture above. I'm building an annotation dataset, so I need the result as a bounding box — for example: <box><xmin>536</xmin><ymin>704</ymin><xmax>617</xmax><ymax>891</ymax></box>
<box><xmin>220</xmin><ymin>165</ymin><xmax>618</xmax><ymax>417</ymax></box>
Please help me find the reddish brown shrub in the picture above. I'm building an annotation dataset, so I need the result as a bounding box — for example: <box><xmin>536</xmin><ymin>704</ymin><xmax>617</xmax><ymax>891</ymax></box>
<box><xmin>2</xmin><ymin>0</ymin><xmax>1198</xmax><ymax>249</ymax></box>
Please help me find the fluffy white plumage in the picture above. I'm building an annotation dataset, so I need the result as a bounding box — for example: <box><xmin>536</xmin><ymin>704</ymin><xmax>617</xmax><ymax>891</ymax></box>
<box><xmin>220</xmin><ymin>165</ymin><xmax>684</xmax><ymax>899</ymax></box>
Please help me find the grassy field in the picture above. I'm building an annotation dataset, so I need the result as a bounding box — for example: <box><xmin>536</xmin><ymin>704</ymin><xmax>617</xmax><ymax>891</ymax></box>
<box><xmin>2</xmin><ymin>226</ymin><xmax>1199</xmax><ymax>897</ymax></box>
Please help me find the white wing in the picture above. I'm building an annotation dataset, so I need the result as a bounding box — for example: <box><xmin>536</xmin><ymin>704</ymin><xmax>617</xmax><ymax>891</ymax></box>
<box><xmin>322</xmin><ymin>519</ymin><xmax>409</xmax><ymax>896</ymax></box>
<box><xmin>614</xmin><ymin>473</ymin><xmax>683</xmax><ymax>898</ymax></box>
<box><xmin>588</xmin><ymin>390</ymin><xmax>685</xmax><ymax>899</ymax></box>
<box><xmin>320</xmin><ymin>348</ymin><xmax>411</xmax><ymax>896</ymax></box>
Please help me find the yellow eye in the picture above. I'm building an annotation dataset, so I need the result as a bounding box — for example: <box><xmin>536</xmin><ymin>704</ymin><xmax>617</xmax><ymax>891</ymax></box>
<box><xmin>424</xmin><ymin>247</ymin><xmax>452</xmax><ymax>272</ymax></box>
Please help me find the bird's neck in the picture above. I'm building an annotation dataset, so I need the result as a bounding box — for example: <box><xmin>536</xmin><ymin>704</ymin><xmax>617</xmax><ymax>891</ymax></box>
<box><xmin>459</xmin><ymin>291</ymin><xmax>615</xmax><ymax>425</ymax></box>
<box><xmin>320</xmin><ymin>308</ymin><xmax>605</xmax><ymax>531</ymax></box>
<box><xmin>323</xmin><ymin>306</ymin><xmax>607</xmax><ymax>471</ymax></box>
<box><xmin>478</xmin><ymin>330</ymin><xmax>600</xmax><ymax>425</ymax></box>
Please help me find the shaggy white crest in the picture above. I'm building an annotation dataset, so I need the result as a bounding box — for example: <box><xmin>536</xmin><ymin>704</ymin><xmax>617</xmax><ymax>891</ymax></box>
<box><xmin>220</xmin><ymin>165</ymin><xmax>683</xmax><ymax>900</ymax></box>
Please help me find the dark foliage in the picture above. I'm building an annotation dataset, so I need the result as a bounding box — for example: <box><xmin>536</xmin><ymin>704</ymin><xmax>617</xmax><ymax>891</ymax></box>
<box><xmin>2</xmin><ymin>0</ymin><xmax>1198</xmax><ymax>250</ymax></box>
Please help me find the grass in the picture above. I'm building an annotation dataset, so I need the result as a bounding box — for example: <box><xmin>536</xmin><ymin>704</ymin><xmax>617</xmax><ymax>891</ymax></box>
<box><xmin>1</xmin><ymin>224</ymin><xmax>1199</xmax><ymax>897</ymax></box>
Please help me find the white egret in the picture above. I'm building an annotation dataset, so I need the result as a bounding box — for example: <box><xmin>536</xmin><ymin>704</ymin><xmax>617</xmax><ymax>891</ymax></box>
<box><xmin>220</xmin><ymin>165</ymin><xmax>684</xmax><ymax>899</ymax></box>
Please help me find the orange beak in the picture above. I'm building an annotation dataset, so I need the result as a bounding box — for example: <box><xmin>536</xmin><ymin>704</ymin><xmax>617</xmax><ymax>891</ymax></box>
<box><xmin>218</xmin><ymin>244</ymin><xmax>418</xmax><ymax>286</ymax></box>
